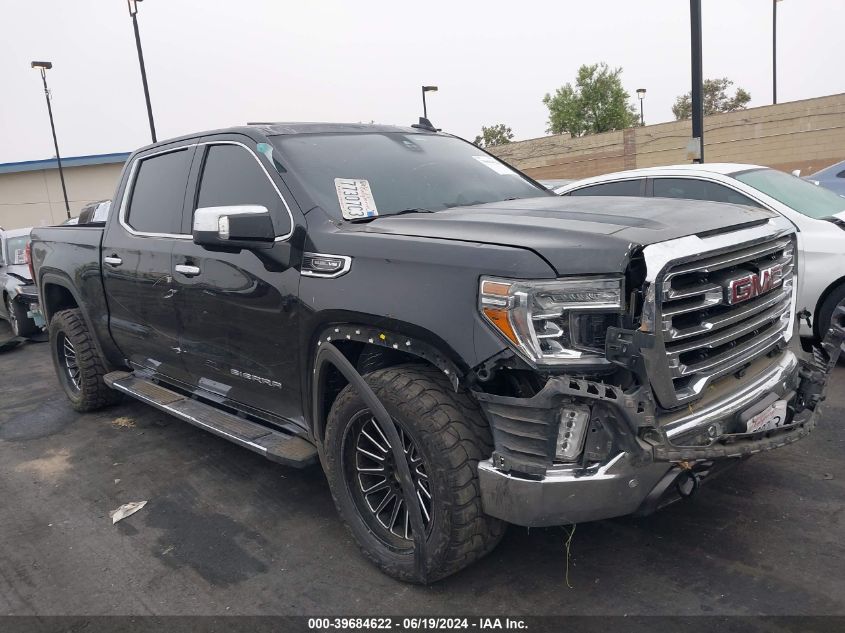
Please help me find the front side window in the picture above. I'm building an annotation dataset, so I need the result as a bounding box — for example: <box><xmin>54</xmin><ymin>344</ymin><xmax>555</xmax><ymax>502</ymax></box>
<box><xmin>196</xmin><ymin>144</ymin><xmax>290</xmax><ymax>235</ymax></box>
<box><xmin>271</xmin><ymin>133</ymin><xmax>547</xmax><ymax>220</ymax></box>
<box><xmin>126</xmin><ymin>149</ymin><xmax>193</xmax><ymax>234</ymax></box>
<box><xmin>733</xmin><ymin>168</ymin><xmax>845</xmax><ymax>219</ymax></box>
<box><xmin>569</xmin><ymin>179</ymin><xmax>644</xmax><ymax>197</ymax></box>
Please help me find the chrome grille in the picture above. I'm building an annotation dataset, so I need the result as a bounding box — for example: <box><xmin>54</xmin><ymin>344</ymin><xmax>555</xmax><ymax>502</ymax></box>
<box><xmin>656</xmin><ymin>235</ymin><xmax>795</xmax><ymax>406</ymax></box>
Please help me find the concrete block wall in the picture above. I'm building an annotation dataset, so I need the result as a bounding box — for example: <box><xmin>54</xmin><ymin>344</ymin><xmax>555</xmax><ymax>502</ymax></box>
<box><xmin>490</xmin><ymin>93</ymin><xmax>845</xmax><ymax>179</ymax></box>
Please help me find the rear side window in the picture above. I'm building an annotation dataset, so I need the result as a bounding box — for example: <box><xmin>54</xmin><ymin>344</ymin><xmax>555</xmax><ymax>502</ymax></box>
<box><xmin>196</xmin><ymin>144</ymin><xmax>290</xmax><ymax>235</ymax></box>
<box><xmin>569</xmin><ymin>179</ymin><xmax>644</xmax><ymax>196</ymax></box>
<box><xmin>653</xmin><ymin>178</ymin><xmax>763</xmax><ymax>208</ymax></box>
<box><xmin>126</xmin><ymin>149</ymin><xmax>193</xmax><ymax>234</ymax></box>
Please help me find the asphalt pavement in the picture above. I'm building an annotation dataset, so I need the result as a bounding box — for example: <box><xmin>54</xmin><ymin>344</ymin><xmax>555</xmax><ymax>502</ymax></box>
<box><xmin>1</xmin><ymin>320</ymin><xmax>844</xmax><ymax>616</ymax></box>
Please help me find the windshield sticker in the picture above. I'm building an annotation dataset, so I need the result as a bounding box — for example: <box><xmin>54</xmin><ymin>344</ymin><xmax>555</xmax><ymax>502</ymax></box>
<box><xmin>13</xmin><ymin>249</ymin><xmax>26</xmax><ymax>265</ymax></box>
<box><xmin>472</xmin><ymin>155</ymin><xmax>516</xmax><ymax>175</ymax></box>
<box><xmin>335</xmin><ymin>178</ymin><xmax>379</xmax><ymax>220</ymax></box>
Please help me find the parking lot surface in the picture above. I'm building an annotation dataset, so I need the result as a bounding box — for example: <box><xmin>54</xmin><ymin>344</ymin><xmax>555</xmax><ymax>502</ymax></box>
<box><xmin>1</xmin><ymin>321</ymin><xmax>844</xmax><ymax>616</ymax></box>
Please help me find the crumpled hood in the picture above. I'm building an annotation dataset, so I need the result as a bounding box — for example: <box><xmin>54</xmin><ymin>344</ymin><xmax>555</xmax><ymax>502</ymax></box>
<box><xmin>356</xmin><ymin>195</ymin><xmax>777</xmax><ymax>275</ymax></box>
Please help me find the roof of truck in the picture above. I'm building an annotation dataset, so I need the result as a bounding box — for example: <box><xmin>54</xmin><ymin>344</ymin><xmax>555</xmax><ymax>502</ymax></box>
<box><xmin>131</xmin><ymin>122</ymin><xmax>444</xmax><ymax>156</ymax></box>
<box><xmin>247</xmin><ymin>122</ymin><xmax>437</xmax><ymax>136</ymax></box>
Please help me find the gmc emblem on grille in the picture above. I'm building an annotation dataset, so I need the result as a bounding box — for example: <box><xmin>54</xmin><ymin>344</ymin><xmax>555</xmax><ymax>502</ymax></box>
<box><xmin>725</xmin><ymin>264</ymin><xmax>784</xmax><ymax>305</ymax></box>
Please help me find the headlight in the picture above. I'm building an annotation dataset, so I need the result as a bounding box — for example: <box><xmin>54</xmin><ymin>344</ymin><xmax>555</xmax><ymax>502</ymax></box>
<box><xmin>479</xmin><ymin>276</ymin><xmax>623</xmax><ymax>365</ymax></box>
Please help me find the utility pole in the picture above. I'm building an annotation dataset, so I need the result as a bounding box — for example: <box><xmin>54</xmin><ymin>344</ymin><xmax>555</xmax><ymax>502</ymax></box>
<box><xmin>689</xmin><ymin>0</ymin><xmax>704</xmax><ymax>163</ymax></box>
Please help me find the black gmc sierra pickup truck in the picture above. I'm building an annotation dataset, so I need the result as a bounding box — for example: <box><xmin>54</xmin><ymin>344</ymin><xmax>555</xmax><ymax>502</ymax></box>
<box><xmin>29</xmin><ymin>123</ymin><xmax>843</xmax><ymax>582</ymax></box>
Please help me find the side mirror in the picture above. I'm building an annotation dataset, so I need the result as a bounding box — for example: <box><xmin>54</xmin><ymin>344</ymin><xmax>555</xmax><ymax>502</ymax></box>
<box><xmin>791</xmin><ymin>169</ymin><xmax>802</xmax><ymax>177</ymax></box>
<box><xmin>193</xmin><ymin>205</ymin><xmax>275</xmax><ymax>250</ymax></box>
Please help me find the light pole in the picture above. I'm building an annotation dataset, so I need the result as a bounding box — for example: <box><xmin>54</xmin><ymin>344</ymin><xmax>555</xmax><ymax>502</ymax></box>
<box><xmin>421</xmin><ymin>85</ymin><xmax>438</xmax><ymax>120</ymax></box>
<box><xmin>636</xmin><ymin>88</ymin><xmax>646</xmax><ymax>126</ymax></box>
<box><xmin>128</xmin><ymin>0</ymin><xmax>157</xmax><ymax>142</ymax></box>
<box><xmin>689</xmin><ymin>0</ymin><xmax>704</xmax><ymax>163</ymax></box>
<box><xmin>773</xmin><ymin>0</ymin><xmax>783</xmax><ymax>104</ymax></box>
<box><xmin>31</xmin><ymin>61</ymin><xmax>70</xmax><ymax>219</ymax></box>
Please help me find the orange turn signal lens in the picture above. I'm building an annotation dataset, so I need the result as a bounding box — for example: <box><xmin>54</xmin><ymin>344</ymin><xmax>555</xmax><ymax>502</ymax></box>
<box><xmin>482</xmin><ymin>306</ymin><xmax>519</xmax><ymax>346</ymax></box>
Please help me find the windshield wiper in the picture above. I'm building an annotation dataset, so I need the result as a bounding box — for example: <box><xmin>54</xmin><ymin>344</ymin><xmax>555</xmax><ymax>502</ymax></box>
<box><xmin>348</xmin><ymin>208</ymin><xmax>435</xmax><ymax>223</ymax></box>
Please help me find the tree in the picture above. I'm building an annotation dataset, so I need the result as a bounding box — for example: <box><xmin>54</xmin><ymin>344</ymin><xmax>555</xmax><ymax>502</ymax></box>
<box><xmin>473</xmin><ymin>123</ymin><xmax>514</xmax><ymax>148</ymax></box>
<box><xmin>672</xmin><ymin>78</ymin><xmax>751</xmax><ymax>120</ymax></box>
<box><xmin>542</xmin><ymin>62</ymin><xmax>639</xmax><ymax>136</ymax></box>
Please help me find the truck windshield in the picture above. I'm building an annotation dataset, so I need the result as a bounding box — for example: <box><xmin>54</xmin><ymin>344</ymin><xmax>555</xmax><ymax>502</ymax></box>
<box><xmin>271</xmin><ymin>132</ymin><xmax>548</xmax><ymax>220</ymax></box>
<box><xmin>732</xmin><ymin>168</ymin><xmax>845</xmax><ymax>219</ymax></box>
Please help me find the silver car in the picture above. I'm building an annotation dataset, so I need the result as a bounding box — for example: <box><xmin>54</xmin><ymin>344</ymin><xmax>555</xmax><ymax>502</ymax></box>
<box><xmin>0</xmin><ymin>227</ymin><xmax>40</xmax><ymax>337</ymax></box>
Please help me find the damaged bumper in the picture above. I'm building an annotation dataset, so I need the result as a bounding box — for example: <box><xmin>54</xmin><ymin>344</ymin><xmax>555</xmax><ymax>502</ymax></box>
<box><xmin>476</xmin><ymin>313</ymin><xmax>844</xmax><ymax>527</ymax></box>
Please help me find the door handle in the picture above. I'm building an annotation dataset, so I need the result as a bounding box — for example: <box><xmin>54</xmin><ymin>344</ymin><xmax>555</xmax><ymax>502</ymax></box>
<box><xmin>103</xmin><ymin>255</ymin><xmax>122</xmax><ymax>267</ymax></box>
<box><xmin>174</xmin><ymin>264</ymin><xmax>201</xmax><ymax>277</ymax></box>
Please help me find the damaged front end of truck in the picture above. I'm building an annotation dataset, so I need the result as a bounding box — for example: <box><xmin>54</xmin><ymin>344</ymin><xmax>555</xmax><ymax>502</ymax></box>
<box><xmin>472</xmin><ymin>218</ymin><xmax>845</xmax><ymax>527</ymax></box>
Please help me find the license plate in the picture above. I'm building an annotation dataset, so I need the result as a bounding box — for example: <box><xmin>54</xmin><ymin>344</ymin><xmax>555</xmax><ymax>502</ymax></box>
<box><xmin>746</xmin><ymin>399</ymin><xmax>788</xmax><ymax>433</ymax></box>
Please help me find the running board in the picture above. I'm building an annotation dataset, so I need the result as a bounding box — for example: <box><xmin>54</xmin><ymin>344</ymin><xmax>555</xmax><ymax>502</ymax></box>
<box><xmin>104</xmin><ymin>371</ymin><xmax>317</xmax><ymax>468</ymax></box>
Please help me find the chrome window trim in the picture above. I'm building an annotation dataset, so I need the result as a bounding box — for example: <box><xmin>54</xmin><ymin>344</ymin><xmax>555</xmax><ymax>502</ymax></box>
<box><xmin>118</xmin><ymin>139</ymin><xmax>296</xmax><ymax>242</ymax></box>
<box><xmin>118</xmin><ymin>144</ymin><xmax>197</xmax><ymax>240</ymax></box>
<box><xmin>300</xmin><ymin>252</ymin><xmax>352</xmax><ymax>279</ymax></box>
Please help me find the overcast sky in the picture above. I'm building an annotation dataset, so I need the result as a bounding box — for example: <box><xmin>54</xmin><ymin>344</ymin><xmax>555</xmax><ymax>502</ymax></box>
<box><xmin>2</xmin><ymin>0</ymin><xmax>843</xmax><ymax>164</ymax></box>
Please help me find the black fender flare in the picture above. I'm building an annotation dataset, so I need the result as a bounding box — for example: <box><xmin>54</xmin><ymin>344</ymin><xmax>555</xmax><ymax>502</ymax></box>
<box><xmin>39</xmin><ymin>271</ymin><xmax>119</xmax><ymax>370</ymax></box>
<box><xmin>307</xmin><ymin>322</ymin><xmax>465</xmax><ymax>448</ymax></box>
<box><xmin>312</xmin><ymin>342</ymin><xmax>428</xmax><ymax>582</ymax></box>
<box><xmin>313</xmin><ymin>322</ymin><xmax>462</xmax><ymax>390</ymax></box>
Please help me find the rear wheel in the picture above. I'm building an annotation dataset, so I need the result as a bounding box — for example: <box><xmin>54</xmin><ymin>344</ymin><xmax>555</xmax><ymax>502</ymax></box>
<box><xmin>48</xmin><ymin>308</ymin><xmax>120</xmax><ymax>411</ymax></box>
<box><xmin>4</xmin><ymin>294</ymin><xmax>37</xmax><ymax>337</ymax></box>
<box><xmin>323</xmin><ymin>364</ymin><xmax>505</xmax><ymax>582</ymax></box>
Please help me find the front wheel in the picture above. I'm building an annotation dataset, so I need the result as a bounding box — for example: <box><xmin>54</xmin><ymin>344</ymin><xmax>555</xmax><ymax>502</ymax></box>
<box><xmin>5</xmin><ymin>294</ymin><xmax>37</xmax><ymax>337</ymax></box>
<box><xmin>323</xmin><ymin>364</ymin><xmax>505</xmax><ymax>583</ymax></box>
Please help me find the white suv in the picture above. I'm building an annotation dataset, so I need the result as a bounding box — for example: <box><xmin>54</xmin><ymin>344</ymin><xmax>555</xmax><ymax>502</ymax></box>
<box><xmin>555</xmin><ymin>164</ymin><xmax>845</xmax><ymax>346</ymax></box>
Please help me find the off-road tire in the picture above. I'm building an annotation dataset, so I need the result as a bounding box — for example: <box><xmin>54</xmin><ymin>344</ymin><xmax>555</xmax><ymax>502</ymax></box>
<box><xmin>48</xmin><ymin>308</ymin><xmax>120</xmax><ymax>412</ymax></box>
<box><xmin>5</xmin><ymin>294</ymin><xmax>38</xmax><ymax>337</ymax></box>
<box><xmin>817</xmin><ymin>283</ymin><xmax>845</xmax><ymax>364</ymax></box>
<box><xmin>323</xmin><ymin>363</ymin><xmax>506</xmax><ymax>583</ymax></box>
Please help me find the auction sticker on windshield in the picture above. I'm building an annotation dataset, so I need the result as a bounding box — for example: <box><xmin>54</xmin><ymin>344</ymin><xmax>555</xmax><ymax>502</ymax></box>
<box><xmin>746</xmin><ymin>399</ymin><xmax>788</xmax><ymax>433</ymax></box>
<box><xmin>472</xmin><ymin>155</ymin><xmax>516</xmax><ymax>175</ymax></box>
<box><xmin>335</xmin><ymin>178</ymin><xmax>379</xmax><ymax>220</ymax></box>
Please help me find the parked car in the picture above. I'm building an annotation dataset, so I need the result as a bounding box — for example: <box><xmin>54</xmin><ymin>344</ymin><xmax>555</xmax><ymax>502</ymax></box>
<box><xmin>804</xmin><ymin>159</ymin><xmax>845</xmax><ymax>196</ymax></box>
<box><xmin>555</xmin><ymin>164</ymin><xmax>845</xmax><ymax>350</ymax></box>
<box><xmin>30</xmin><ymin>125</ymin><xmax>841</xmax><ymax>583</ymax></box>
<box><xmin>0</xmin><ymin>227</ymin><xmax>41</xmax><ymax>336</ymax></box>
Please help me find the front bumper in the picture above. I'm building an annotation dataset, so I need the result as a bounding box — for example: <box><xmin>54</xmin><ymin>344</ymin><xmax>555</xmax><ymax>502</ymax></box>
<box><xmin>476</xmin><ymin>316</ymin><xmax>844</xmax><ymax>527</ymax></box>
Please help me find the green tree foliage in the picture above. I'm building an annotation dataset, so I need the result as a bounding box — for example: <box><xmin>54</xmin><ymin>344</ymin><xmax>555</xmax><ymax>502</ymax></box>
<box><xmin>672</xmin><ymin>78</ymin><xmax>751</xmax><ymax>120</ymax></box>
<box><xmin>542</xmin><ymin>63</ymin><xmax>639</xmax><ymax>136</ymax></box>
<box><xmin>473</xmin><ymin>123</ymin><xmax>514</xmax><ymax>148</ymax></box>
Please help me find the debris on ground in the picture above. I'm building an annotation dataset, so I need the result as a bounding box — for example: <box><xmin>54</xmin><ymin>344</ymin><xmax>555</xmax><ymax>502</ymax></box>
<box><xmin>111</xmin><ymin>416</ymin><xmax>136</xmax><ymax>429</ymax></box>
<box><xmin>109</xmin><ymin>500</ymin><xmax>147</xmax><ymax>524</ymax></box>
<box><xmin>823</xmin><ymin>473</ymin><xmax>834</xmax><ymax>480</ymax></box>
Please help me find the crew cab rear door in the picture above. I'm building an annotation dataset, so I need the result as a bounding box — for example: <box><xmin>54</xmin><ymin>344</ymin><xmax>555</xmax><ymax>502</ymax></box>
<box><xmin>102</xmin><ymin>142</ymin><xmax>197</xmax><ymax>384</ymax></box>
<box><xmin>170</xmin><ymin>135</ymin><xmax>305</xmax><ymax>427</ymax></box>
